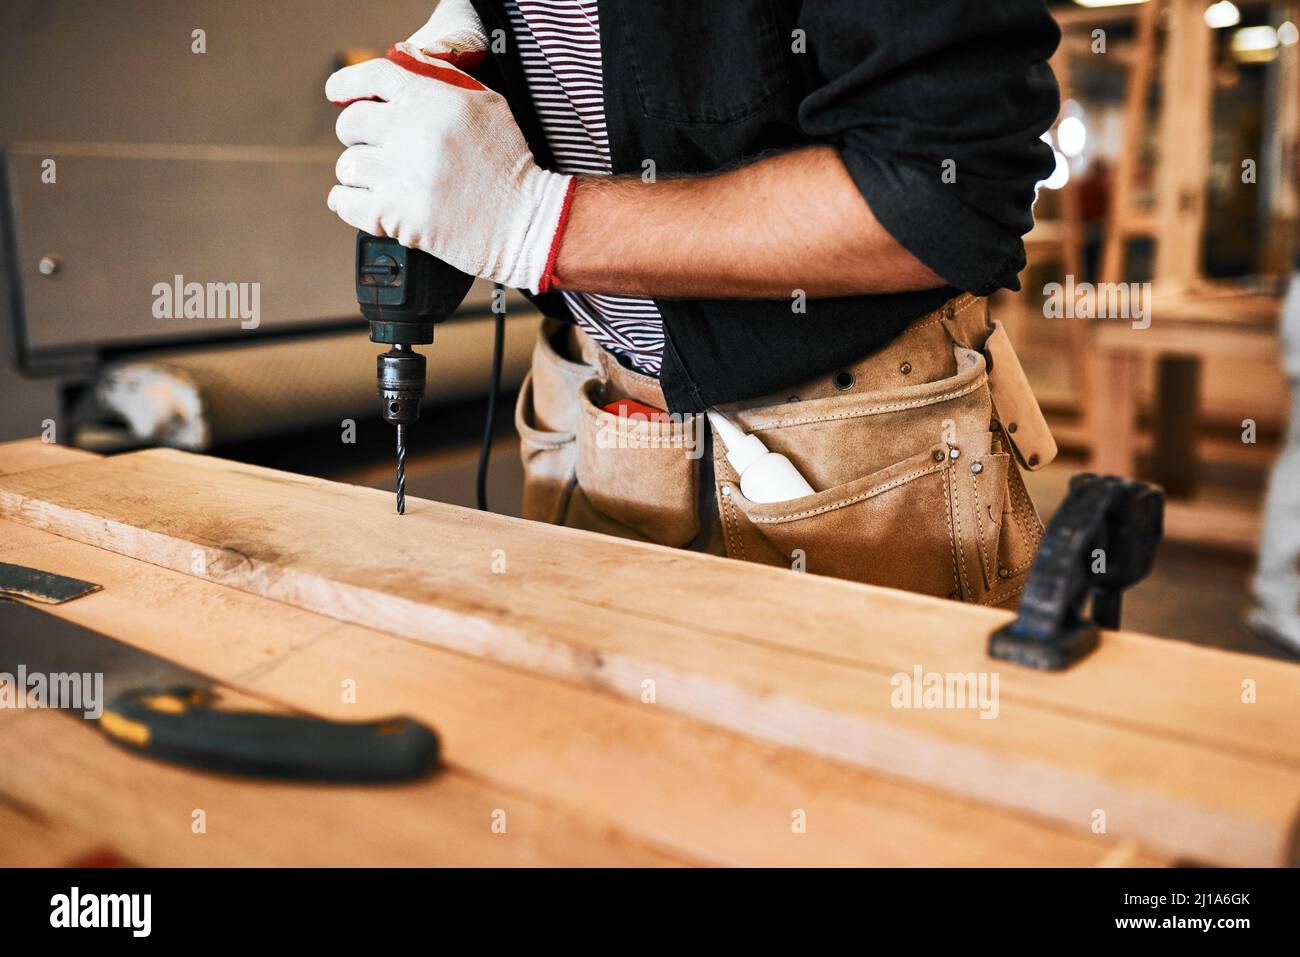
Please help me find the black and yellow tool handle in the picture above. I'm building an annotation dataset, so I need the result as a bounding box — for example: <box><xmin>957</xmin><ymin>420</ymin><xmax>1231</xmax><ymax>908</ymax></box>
<box><xmin>100</xmin><ymin>688</ymin><xmax>440</xmax><ymax>782</ymax></box>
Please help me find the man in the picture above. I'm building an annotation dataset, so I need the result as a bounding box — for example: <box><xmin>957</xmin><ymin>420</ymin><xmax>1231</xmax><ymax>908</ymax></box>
<box><xmin>327</xmin><ymin>0</ymin><xmax>1061</xmax><ymax>607</ymax></box>
<box><xmin>1250</xmin><ymin>266</ymin><xmax>1300</xmax><ymax>656</ymax></box>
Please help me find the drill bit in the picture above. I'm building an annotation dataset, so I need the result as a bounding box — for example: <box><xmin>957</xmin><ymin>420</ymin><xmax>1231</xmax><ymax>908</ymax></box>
<box><xmin>395</xmin><ymin>424</ymin><xmax>407</xmax><ymax>515</ymax></box>
<box><xmin>376</xmin><ymin>344</ymin><xmax>422</xmax><ymax>517</ymax></box>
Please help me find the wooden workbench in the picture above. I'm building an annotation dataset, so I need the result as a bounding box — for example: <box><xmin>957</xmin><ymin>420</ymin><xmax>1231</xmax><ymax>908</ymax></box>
<box><xmin>1</xmin><ymin>438</ymin><xmax>1296</xmax><ymax>867</ymax></box>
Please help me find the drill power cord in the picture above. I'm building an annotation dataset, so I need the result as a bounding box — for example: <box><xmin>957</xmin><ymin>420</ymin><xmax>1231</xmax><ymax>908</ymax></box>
<box><xmin>476</xmin><ymin>284</ymin><xmax>507</xmax><ymax>512</ymax></box>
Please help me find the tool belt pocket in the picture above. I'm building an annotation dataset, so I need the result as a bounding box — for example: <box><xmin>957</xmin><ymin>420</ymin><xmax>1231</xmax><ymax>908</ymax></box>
<box><xmin>514</xmin><ymin>321</ymin><xmax>596</xmax><ymax>525</ymax></box>
<box><xmin>950</xmin><ymin>447</ymin><xmax>1038</xmax><ymax>598</ymax></box>
<box><xmin>572</xmin><ymin>379</ymin><xmax>702</xmax><ymax>547</ymax></box>
<box><xmin>715</xmin><ymin>345</ymin><xmax>1041</xmax><ymax>605</ymax></box>
<box><xmin>515</xmin><ymin>370</ymin><xmax>579</xmax><ymax>525</ymax></box>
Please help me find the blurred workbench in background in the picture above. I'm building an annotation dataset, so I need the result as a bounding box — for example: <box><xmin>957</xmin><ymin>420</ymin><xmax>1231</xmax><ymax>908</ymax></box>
<box><xmin>1089</xmin><ymin>287</ymin><xmax>1282</xmax><ymax>553</ymax></box>
<box><xmin>1</xmin><ymin>438</ymin><xmax>1297</xmax><ymax>867</ymax></box>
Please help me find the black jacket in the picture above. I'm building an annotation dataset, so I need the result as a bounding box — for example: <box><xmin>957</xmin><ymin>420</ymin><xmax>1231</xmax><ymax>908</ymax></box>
<box><xmin>469</xmin><ymin>0</ymin><xmax>1060</xmax><ymax>412</ymax></box>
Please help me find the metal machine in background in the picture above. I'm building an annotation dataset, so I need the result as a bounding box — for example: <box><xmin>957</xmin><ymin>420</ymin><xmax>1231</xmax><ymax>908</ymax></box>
<box><xmin>0</xmin><ymin>0</ymin><xmax>534</xmax><ymax>449</ymax></box>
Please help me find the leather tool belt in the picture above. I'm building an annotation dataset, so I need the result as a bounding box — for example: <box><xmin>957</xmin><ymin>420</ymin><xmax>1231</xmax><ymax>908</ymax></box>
<box><xmin>515</xmin><ymin>294</ymin><xmax>1054</xmax><ymax>608</ymax></box>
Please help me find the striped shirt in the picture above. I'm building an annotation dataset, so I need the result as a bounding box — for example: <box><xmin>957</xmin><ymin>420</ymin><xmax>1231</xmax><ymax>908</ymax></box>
<box><xmin>505</xmin><ymin>0</ymin><xmax>665</xmax><ymax>376</ymax></box>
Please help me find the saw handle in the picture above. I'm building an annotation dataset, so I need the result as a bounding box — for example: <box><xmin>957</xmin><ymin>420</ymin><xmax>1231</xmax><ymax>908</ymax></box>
<box><xmin>100</xmin><ymin>688</ymin><xmax>440</xmax><ymax>782</ymax></box>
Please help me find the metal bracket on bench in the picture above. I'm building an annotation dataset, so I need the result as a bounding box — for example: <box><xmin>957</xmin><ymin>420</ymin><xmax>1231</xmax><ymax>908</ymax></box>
<box><xmin>988</xmin><ymin>474</ymin><xmax>1164</xmax><ymax>671</ymax></box>
<box><xmin>0</xmin><ymin>562</ymin><xmax>101</xmax><ymax>604</ymax></box>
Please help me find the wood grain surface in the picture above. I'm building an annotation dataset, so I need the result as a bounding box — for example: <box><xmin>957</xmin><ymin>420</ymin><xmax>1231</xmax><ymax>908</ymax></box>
<box><xmin>1</xmin><ymin>444</ymin><xmax>1295</xmax><ymax>865</ymax></box>
<box><xmin>0</xmin><ymin>518</ymin><xmax>1159</xmax><ymax>866</ymax></box>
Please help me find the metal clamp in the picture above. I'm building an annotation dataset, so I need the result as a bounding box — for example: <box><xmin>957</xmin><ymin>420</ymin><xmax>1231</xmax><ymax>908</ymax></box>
<box><xmin>989</xmin><ymin>473</ymin><xmax>1164</xmax><ymax>671</ymax></box>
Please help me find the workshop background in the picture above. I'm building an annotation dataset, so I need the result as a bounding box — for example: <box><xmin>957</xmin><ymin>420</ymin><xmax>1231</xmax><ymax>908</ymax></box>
<box><xmin>1</xmin><ymin>0</ymin><xmax>1296</xmax><ymax>659</ymax></box>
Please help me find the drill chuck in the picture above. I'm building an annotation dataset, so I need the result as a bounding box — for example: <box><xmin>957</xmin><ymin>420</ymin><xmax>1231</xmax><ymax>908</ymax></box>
<box><xmin>377</xmin><ymin>345</ymin><xmax>427</xmax><ymax>427</ymax></box>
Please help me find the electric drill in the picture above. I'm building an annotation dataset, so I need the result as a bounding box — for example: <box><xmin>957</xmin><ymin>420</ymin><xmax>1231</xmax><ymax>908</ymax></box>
<box><xmin>355</xmin><ymin>231</ymin><xmax>475</xmax><ymax>514</ymax></box>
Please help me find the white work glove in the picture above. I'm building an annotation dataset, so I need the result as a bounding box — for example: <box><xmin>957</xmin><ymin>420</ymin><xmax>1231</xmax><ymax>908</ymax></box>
<box><xmin>405</xmin><ymin>0</ymin><xmax>488</xmax><ymax>67</ymax></box>
<box><xmin>325</xmin><ymin>23</ymin><xmax>574</xmax><ymax>293</ymax></box>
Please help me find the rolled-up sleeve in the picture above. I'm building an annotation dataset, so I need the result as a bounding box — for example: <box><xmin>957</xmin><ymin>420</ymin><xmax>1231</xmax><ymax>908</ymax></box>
<box><xmin>797</xmin><ymin>0</ymin><xmax>1061</xmax><ymax>294</ymax></box>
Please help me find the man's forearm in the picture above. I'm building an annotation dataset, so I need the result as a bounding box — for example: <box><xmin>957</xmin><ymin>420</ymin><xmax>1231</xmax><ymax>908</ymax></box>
<box><xmin>552</xmin><ymin>146</ymin><xmax>945</xmax><ymax>299</ymax></box>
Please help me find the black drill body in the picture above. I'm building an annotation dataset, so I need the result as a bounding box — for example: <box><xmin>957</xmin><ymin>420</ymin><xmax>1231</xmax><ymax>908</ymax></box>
<box><xmin>355</xmin><ymin>232</ymin><xmax>475</xmax><ymax>512</ymax></box>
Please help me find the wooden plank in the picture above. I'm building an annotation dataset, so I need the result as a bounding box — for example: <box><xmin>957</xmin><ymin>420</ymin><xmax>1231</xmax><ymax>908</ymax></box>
<box><xmin>6</xmin><ymin>449</ymin><xmax>1290</xmax><ymax>767</ymax></box>
<box><xmin>0</xmin><ymin>616</ymin><xmax>684</xmax><ymax>868</ymax></box>
<box><xmin>1154</xmin><ymin>0</ymin><xmax>1213</xmax><ymax>287</ymax></box>
<box><xmin>1142</xmin><ymin>287</ymin><xmax>1280</xmax><ymax>326</ymax></box>
<box><xmin>0</xmin><ymin>789</ymin><xmax>121</xmax><ymax>867</ymax></box>
<box><xmin>0</xmin><ymin>518</ymin><xmax>61</xmax><ymax>555</ymax></box>
<box><xmin>0</xmin><ymin>439</ymin><xmax>98</xmax><ymax>477</ymax></box>
<box><xmin>1163</xmin><ymin>499</ymin><xmax>1263</xmax><ymax>553</ymax></box>
<box><xmin>1049</xmin><ymin>422</ymin><xmax>1281</xmax><ymax>472</ymax></box>
<box><xmin>1089</xmin><ymin>350</ymin><xmax>1141</xmax><ymax>479</ymax></box>
<box><xmin>0</xmin><ymin>710</ymin><xmax>685</xmax><ymax>867</ymax></box>
<box><xmin>1046</xmin><ymin>42</ymin><xmax>1088</xmax><ymax>342</ymax></box>
<box><xmin>0</xmin><ymin>520</ymin><xmax>1155</xmax><ymax>866</ymax></box>
<box><xmin>1099</xmin><ymin>0</ymin><xmax>1159</xmax><ymax>285</ymax></box>
<box><xmin>1</xmin><ymin>449</ymin><xmax>1297</xmax><ymax>865</ymax></box>
<box><xmin>1094</xmin><ymin>322</ymin><xmax>1277</xmax><ymax>361</ymax></box>
<box><xmin>0</xmin><ymin>443</ymin><xmax>101</xmax><ymax>557</ymax></box>
<box><xmin>1151</xmin><ymin>355</ymin><xmax>1201</xmax><ymax>498</ymax></box>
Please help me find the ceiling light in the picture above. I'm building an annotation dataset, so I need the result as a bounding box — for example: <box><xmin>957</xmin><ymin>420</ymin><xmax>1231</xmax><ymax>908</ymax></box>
<box><xmin>1057</xmin><ymin>116</ymin><xmax>1088</xmax><ymax>158</ymax></box>
<box><xmin>1204</xmin><ymin>2</ymin><xmax>1241</xmax><ymax>29</ymax></box>
<box><xmin>1233</xmin><ymin>25</ymin><xmax>1279</xmax><ymax>52</ymax></box>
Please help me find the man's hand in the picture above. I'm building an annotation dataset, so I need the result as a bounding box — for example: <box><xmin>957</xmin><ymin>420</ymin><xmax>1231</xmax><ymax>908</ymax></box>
<box><xmin>325</xmin><ymin>45</ymin><xmax>574</xmax><ymax>294</ymax></box>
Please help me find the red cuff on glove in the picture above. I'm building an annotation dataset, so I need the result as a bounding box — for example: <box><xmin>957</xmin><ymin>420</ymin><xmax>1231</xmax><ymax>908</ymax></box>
<box><xmin>537</xmin><ymin>178</ymin><xmax>577</xmax><ymax>295</ymax></box>
<box><xmin>329</xmin><ymin>45</ymin><xmax>488</xmax><ymax>106</ymax></box>
<box><xmin>386</xmin><ymin>44</ymin><xmax>487</xmax><ymax>91</ymax></box>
